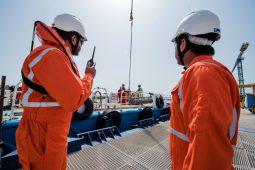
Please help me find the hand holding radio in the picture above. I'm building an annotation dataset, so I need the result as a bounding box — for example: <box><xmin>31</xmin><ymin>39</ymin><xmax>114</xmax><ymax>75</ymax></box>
<box><xmin>87</xmin><ymin>46</ymin><xmax>96</xmax><ymax>67</ymax></box>
<box><xmin>85</xmin><ymin>46</ymin><xmax>96</xmax><ymax>78</ymax></box>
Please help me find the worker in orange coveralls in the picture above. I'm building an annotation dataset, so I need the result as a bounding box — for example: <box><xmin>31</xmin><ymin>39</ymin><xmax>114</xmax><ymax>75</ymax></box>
<box><xmin>121</xmin><ymin>83</ymin><xmax>127</xmax><ymax>103</ymax></box>
<box><xmin>117</xmin><ymin>86</ymin><xmax>122</xmax><ymax>103</ymax></box>
<box><xmin>16</xmin><ymin>14</ymin><xmax>96</xmax><ymax>170</ymax></box>
<box><xmin>118</xmin><ymin>84</ymin><xmax>127</xmax><ymax>103</ymax></box>
<box><xmin>169</xmin><ymin>10</ymin><xmax>240</xmax><ymax>170</ymax></box>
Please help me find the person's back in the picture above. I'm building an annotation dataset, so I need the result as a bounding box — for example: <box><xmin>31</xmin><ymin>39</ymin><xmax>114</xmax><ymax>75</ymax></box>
<box><xmin>16</xmin><ymin>14</ymin><xmax>96</xmax><ymax>170</ymax></box>
<box><xmin>169</xmin><ymin>10</ymin><xmax>240</xmax><ymax>170</ymax></box>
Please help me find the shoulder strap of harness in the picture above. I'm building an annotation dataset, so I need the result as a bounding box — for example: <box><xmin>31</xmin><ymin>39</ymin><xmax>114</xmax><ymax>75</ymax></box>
<box><xmin>21</xmin><ymin>70</ymin><xmax>48</xmax><ymax>95</ymax></box>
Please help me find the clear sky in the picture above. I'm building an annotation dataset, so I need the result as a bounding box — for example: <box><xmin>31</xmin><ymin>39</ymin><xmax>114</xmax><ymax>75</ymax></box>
<box><xmin>0</xmin><ymin>0</ymin><xmax>255</xmax><ymax>95</ymax></box>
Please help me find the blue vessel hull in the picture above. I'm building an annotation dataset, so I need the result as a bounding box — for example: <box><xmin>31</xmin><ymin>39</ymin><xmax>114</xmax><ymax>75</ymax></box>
<box><xmin>0</xmin><ymin>107</ymin><xmax>168</xmax><ymax>170</ymax></box>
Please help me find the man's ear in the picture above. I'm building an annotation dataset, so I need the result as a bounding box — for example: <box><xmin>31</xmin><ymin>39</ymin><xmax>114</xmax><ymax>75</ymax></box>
<box><xmin>180</xmin><ymin>38</ymin><xmax>187</xmax><ymax>52</ymax></box>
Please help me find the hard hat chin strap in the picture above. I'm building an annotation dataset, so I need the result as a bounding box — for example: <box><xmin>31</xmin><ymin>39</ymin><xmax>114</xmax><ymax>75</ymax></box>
<box><xmin>176</xmin><ymin>35</ymin><xmax>190</xmax><ymax>65</ymax></box>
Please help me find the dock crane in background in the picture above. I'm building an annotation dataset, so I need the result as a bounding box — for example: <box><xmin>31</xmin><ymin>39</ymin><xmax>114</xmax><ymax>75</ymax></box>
<box><xmin>231</xmin><ymin>42</ymin><xmax>255</xmax><ymax>113</ymax></box>
<box><xmin>232</xmin><ymin>42</ymin><xmax>249</xmax><ymax>96</ymax></box>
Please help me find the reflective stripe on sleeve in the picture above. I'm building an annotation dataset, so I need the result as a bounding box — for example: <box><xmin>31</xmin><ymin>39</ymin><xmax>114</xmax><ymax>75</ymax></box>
<box><xmin>169</xmin><ymin>127</ymin><xmax>190</xmax><ymax>142</ymax></box>
<box><xmin>229</xmin><ymin>107</ymin><xmax>238</xmax><ymax>140</ymax></box>
<box><xmin>178</xmin><ymin>77</ymin><xmax>184</xmax><ymax>113</ymax></box>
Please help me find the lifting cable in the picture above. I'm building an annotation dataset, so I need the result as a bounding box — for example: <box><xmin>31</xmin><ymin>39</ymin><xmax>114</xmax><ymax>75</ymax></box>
<box><xmin>128</xmin><ymin>0</ymin><xmax>134</xmax><ymax>91</ymax></box>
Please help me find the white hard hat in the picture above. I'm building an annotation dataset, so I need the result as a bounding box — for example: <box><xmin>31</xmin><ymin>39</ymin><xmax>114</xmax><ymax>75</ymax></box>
<box><xmin>52</xmin><ymin>13</ymin><xmax>87</xmax><ymax>39</ymax></box>
<box><xmin>171</xmin><ymin>10</ymin><xmax>221</xmax><ymax>42</ymax></box>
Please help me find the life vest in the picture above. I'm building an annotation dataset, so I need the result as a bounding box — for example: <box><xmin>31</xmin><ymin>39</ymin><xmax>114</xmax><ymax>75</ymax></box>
<box><xmin>21</xmin><ymin>21</ymin><xmax>79</xmax><ymax>98</ymax></box>
<box><xmin>20</xmin><ymin>21</ymin><xmax>92</xmax><ymax>113</ymax></box>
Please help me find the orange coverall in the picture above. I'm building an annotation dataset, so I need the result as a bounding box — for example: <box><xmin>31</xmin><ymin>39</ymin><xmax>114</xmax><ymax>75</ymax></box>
<box><xmin>16</xmin><ymin>22</ymin><xmax>93</xmax><ymax>170</ymax></box>
<box><xmin>170</xmin><ymin>55</ymin><xmax>240</xmax><ymax>170</ymax></box>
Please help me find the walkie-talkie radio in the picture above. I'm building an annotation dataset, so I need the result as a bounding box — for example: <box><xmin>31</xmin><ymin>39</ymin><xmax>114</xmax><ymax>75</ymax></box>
<box><xmin>87</xmin><ymin>46</ymin><xmax>96</xmax><ymax>67</ymax></box>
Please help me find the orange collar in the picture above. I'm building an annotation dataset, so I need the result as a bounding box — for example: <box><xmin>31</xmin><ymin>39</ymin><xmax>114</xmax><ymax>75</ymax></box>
<box><xmin>187</xmin><ymin>55</ymin><xmax>213</xmax><ymax>68</ymax></box>
<box><xmin>36</xmin><ymin>21</ymin><xmax>72</xmax><ymax>57</ymax></box>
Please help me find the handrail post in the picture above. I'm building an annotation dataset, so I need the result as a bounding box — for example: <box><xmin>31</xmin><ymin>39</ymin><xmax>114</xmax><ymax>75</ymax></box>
<box><xmin>0</xmin><ymin>76</ymin><xmax>6</xmax><ymax>143</ymax></box>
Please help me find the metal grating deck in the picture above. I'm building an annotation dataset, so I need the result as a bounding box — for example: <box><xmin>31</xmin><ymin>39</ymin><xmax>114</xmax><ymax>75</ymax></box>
<box><xmin>67</xmin><ymin>121</ymin><xmax>255</xmax><ymax>170</ymax></box>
